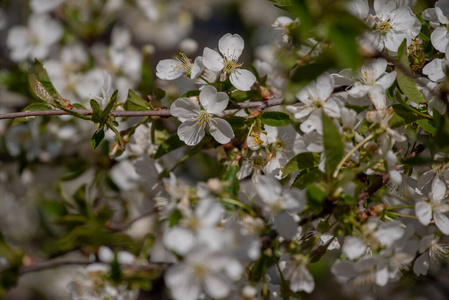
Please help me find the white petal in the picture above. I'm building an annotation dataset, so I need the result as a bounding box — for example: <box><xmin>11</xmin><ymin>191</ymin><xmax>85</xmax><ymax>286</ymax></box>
<box><xmin>274</xmin><ymin>212</ymin><xmax>298</xmax><ymax>239</ymax></box>
<box><xmin>209</xmin><ymin>117</ymin><xmax>234</xmax><ymax>144</ymax></box>
<box><xmin>282</xmin><ymin>189</ymin><xmax>306</xmax><ymax>213</ymax></box>
<box><xmin>348</xmin><ymin>85</ymin><xmax>371</xmax><ymax>97</ymax></box>
<box><xmin>117</xmin><ymin>251</ymin><xmax>135</xmax><ymax>264</ymax></box>
<box><xmin>376</xmin><ymin>266</ymin><xmax>389</xmax><ymax>286</ymax></box>
<box><xmin>390</xmin><ymin>7</ymin><xmax>416</xmax><ymax>31</ymax></box>
<box><xmin>375</xmin><ymin>222</ymin><xmax>404</xmax><ymax>246</ymax></box>
<box><xmin>191</xmin><ymin>56</ymin><xmax>204</xmax><ymax>79</ymax></box>
<box><xmin>423</xmin><ymin>58</ymin><xmax>446</xmax><ymax>82</ymax></box>
<box><xmin>256</xmin><ymin>176</ymin><xmax>282</xmax><ymax>204</ymax></box>
<box><xmin>415</xmin><ymin>201</ymin><xmax>432</xmax><ymax>226</ymax></box>
<box><xmin>200</xmin><ymin>85</ymin><xmax>229</xmax><ymax>114</ymax></box>
<box><xmin>170</xmin><ymin>97</ymin><xmax>200</xmax><ymax>121</ymax></box>
<box><xmin>434</xmin><ymin>212</ymin><xmax>449</xmax><ymax>235</ymax></box>
<box><xmin>196</xmin><ymin>198</ymin><xmax>223</xmax><ymax>227</ymax></box>
<box><xmin>156</xmin><ymin>59</ymin><xmax>184</xmax><ymax>80</ymax></box>
<box><xmin>347</xmin><ymin>0</ymin><xmax>369</xmax><ymax>19</ymax></box>
<box><xmin>98</xmin><ymin>246</ymin><xmax>114</xmax><ymax>263</ymax></box>
<box><xmin>163</xmin><ymin>227</ymin><xmax>196</xmax><ymax>255</ymax></box>
<box><xmin>374</xmin><ymin>0</ymin><xmax>396</xmax><ymax>19</ymax></box>
<box><xmin>384</xmin><ymin>32</ymin><xmax>408</xmax><ymax>52</ymax></box>
<box><xmin>204</xmin><ymin>273</ymin><xmax>231</xmax><ymax>298</ymax></box>
<box><xmin>413</xmin><ymin>253</ymin><xmax>429</xmax><ymax>276</ymax></box>
<box><xmin>377</xmin><ymin>71</ymin><xmax>396</xmax><ymax>89</ymax></box>
<box><xmin>369</xmin><ymin>84</ymin><xmax>386</xmax><ymax>111</ymax></box>
<box><xmin>316</xmin><ymin>73</ymin><xmax>334</xmax><ymax>101</ymax></box>
<box><xmin>343</xmin><ymin>236</ymin><xmax>366</xmax><ymax>260</ymax></box>
<box><xmin>177</xmin><ymin>119</ymin><xmax>205</xmax><ymax>146</ymax></box>
<box><xmin>202</xmin><ymin>47</ymin><xmax>224</xmax><ymax>72</ymax></box>
<box><xmin>230</xmin><ymin>69</ymin><xmax>256</xmax><ymax>91</ymax></box>
<box><xmin>218</xmin><ymin>33</ymin><xmax>244</xmax><ymax>60</ymax></box>
<box><xmin>431</xmin><ymin>176</ymin><xmax>446</xmax><ymax>203</ymax></box>
<box><xmin>431</xmin><ymin>26</ymin><xmax>449</xmax><ymax>53</ymax></box>
<box><xmin>165</xmin><ymin>265</ymin><xmax>200</xmax><ymax>300</ymax></box>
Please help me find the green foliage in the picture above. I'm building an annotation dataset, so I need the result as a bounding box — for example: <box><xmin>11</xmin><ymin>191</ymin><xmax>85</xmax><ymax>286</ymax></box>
<box><xmin>292</xmin><ymin>168</ymin><xmax>323</xmax><ymax>189</ymax></box>
<box><xmin>261</xmin><ymin>111</ymin><xmax>290</xmax><ymax>127</ymax></box>
<box><xmin>283</xmin><ymin>152</ymin><xmax>321</xmax><ymax>177</ymax></box>
<box><xmin>322</xmin><ymin>112</ymin><xmax>344</xmax><ymax>177</ymax></box>
<box><xmin>124</xmin><ymin>89</ymin><xmax>151</xmax><ymax>111</ymax></box>
<box><xmin>154</xmin><ymin>134</ymin><xmax>185</xmax><ymax>159</ymax></box>
<box><xmin>28</xmin><ymin>58</ymin><xmax>64</xmax><ymax>105</ymax></box>
<box><xmin>222</xmin><ymin>165</ymin><xmax>240</xmax><ymax>196</ymax></box>
<box><xmin>11</xmin><ymin>103</ymin><xmax>53</xmax><ymax>126</ymax></box>
<box><xmin>230</xmin><ymin>90</ymin><xmax>260</xmax><ymax>102</ymax></box>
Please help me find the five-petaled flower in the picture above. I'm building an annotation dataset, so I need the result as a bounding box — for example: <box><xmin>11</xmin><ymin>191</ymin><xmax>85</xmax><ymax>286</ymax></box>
<box><xmin>156</xmin><ymin>52</ymin><xmax>204</xmax><ymax>80</ymax></box>
<box><xmin>202</xmin><ymin>33</ymin><xmax>256</xmax><ymax>91</ymax></box>
<box><xmin>170</xmin><ymin>85</ymin><xmax>235</xmax><ymax>146</ymax></box>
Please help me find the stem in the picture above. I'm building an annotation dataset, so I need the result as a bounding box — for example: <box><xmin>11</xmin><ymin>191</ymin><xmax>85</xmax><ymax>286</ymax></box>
<box><xmin>386</xmin><ymin>205</ymin><xmax>415</xmax><ymax>210</ymax></box>
<box><xmin>220</xmin><ymin>197</ymin><xmax>254</xmax><ymax>214</ymax></box>
<box><xmin>0</xmin><ymin>98</ymin><xmax>284</xmax><ymax>120</ymax></box>
<box><xmin>333</xmin><ymin>134</ymin><xmax>375</xmax><ymax>178</ymax></box>
<box><xmin>388</xmin><ymin>212</ymin><xmax>418</xmax><ymax>219</ymax></box>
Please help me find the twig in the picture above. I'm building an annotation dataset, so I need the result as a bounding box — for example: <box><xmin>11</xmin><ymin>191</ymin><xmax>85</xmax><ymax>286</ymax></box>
<box><xmin>19</xmin><ymin>260</ymin><xmax>168</xmax><ymax>276</ymax></box>
<box><xmin>107</xmin><ymin>209</ymin><xmax>156</xmax><ymax>231</ymax></box>
<box><xmin>0</xmin><ymin>98</ymin><xmax>284</xmax><ymax>120</ymax></box>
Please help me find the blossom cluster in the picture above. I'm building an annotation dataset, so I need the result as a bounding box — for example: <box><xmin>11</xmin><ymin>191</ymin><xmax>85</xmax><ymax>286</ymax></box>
<box><xmin>1</xmin><ymin>0</ymin><xmax>449</xmax><ymax>299</ymax></box>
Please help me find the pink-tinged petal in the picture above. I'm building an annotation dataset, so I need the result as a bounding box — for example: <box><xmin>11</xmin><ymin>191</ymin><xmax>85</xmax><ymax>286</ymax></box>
<box><xmin>431</xmin><ymin>176</ymin><xmax>446</xmax><ymax>203</ymax></box>
<box><xmin>218</xmin><ymin>33</ymin><xmax>244</xmax><ymax>61</ymax></box>
<box><xmin>415</xmin><ymin>201</ymin><xmax>432</xmax><ymax>226</ymax></box>
<box><xmin>434</xmin><ymin>212</ymin><xmax>449</xmax><ymax>235</ymax></box>
<box><xmin>177</xmin><ymin>119</ymin><xmax>205</xmax><ymax>146</ymax></box>
<box><xmin>412</xmin><ymin>253</ymin><xmax>429</xmax><ymax>276</ymax></box>
<box><xmin>229</xmin><ymin>69</ymin><xmax>256</xmax><ymax>91</ymax></box>
<box><xmin>209</xmin><ymin>117</ymin><xmax>234</xmax><ymax>144</ymax></box>
<box><xmin>170</xmin><ymin>97</ymin><xmax>200</xmax><ymax>121</ymax></box>
<box><xmin>202</xmin><ymin>47</ymin><xmax>224</xmax><ymax>72</ymax></box>
<box><xmin>200</xmin><ymin>85</ymin><xmax>229</xmax><ymax>114</ymax></box>
<box><xmin>204</xmin><ymin>273</ymin><xmax>231</xmax><ymax>299</ymax></box>
<box><xmin>156</xmin><ymin>59</ymin><xmax>184</xmax><ymax>80</ymax></box>
<box><xmin>431</xmin><ymin>26</ymin><xmax>449</xmax><ymax>53</ymax></box>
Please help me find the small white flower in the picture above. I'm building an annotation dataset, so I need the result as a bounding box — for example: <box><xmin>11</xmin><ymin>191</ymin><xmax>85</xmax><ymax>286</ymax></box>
<box><xmin>202</xmin><ymin>33</ymin><xmax>256</xmax><ymax>91</ymax></box>
<box><xmin>247</xmin><ymin>131</ymin><xmax>268</xmax><ymax>150</ymax></box>
<box><xmin>170</xmin><ymin>85</ymin><xmax>234</xmax><ymax>146</ymax></box>
<box><xmin>156</xmin><ymin>52</ymin><xmax>204</xmax><ymax>80</ymax></box>
<box><xmin>415</xmin><ymin>176</ymin><xmax>449</xmax><ymax>235</ymax></box>
<box><xmin>272</xmin><ymin>16</ymin><xmax>296</xmax><ymax>48</ymax></box>
<box><xmin>279</xmin><ymin>254</ymin><xmax>315</xmax><ymax>293</ymax></box>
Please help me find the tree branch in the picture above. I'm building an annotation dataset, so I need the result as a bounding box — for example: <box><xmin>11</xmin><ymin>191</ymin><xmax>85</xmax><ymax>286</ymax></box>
<box><xmin>0</xmin><ymin>98</ymin><xmax>284</xmax><ymax>120</ymax></box>
<box><xmin>19</xmin><ymin>260</ymin><xmax>168</xmax><ymax>276</ymax></box>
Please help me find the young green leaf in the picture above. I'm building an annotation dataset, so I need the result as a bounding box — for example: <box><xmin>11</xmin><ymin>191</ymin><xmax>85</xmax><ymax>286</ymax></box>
<box><xmin>28</xmin><ymin>58</ymin><xmax>63</xmax><ymax>105</ymax></box>
<box><xmin>92</xmin><ymin>128</ymin><xmax>105</xmax><ymax>149</ymax></box>
<box><xmin>154</xmin><ymin>134</ymin><xmax>185</xmax><ymax>159</ymax></box>
<box><xmin>282</xmin><ymin>152</ymin><xmax>321</xmax><ymax>177</ymax></box>
<box><xmin>322</xmin><ymin>111</ymin><xmax>344</xmax><ymax>176</ymax></box>
<box><xmin>124</xmin><ymin>89</ymin><xmax>150</xmax><ymax>111</ymax></box>
<box><xmin>11</xmin><ymin>102</ymin><xmax>53</xmax><ymax>126</ymax></box>
<box><xmin>261</xmin><ymin>111</ymin><xmax>290</xmax><ymax>127</ymax></box>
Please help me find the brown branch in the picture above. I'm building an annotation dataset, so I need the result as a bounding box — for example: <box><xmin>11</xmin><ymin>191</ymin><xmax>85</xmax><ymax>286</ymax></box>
<box><xmin>19</xmin><ymin>260</ymin><xmax>168</xmax><ymax>276</ymax></box>
<box><xmin>107</xmin><ymin>209</ymin><xmax>157</xmax><ymax>231</ymax></box>
<box><xmin>0</xmin><ymin>98</ymin><xmax>284</xmax><ymax>120</ymax></box>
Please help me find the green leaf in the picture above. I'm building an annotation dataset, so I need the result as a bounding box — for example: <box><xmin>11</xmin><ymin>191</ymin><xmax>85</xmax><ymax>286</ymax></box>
<box><xmin>154</xmin><ymin>134</ymin><xmax>185</xmax><ymax>159</ymax></box>
<box><xmin>28</xmin><ymin>58</ymin><xmax>63</xmax><ymax>105</ymax></box>
<box><xmin>390</xmin><ymin>104</ymin><xmax>418</xmax><ymax>128</ymax></box>
<box><xmin>90</xmin><ymin>99</ymin><xmax>102</xmax><ymax>123</ymax></box>
<box><xmin>282</xmin><ymin>152</ymin><xmax>321</xmax><ymax>177</ymax></box>
<box><xmin>290</xmin><ymin>54</ymin><xmax>336</xmax><ymax>84</ymax></box>
<box><xmin>180</xmin><ymin>90</ymin><xmax>201</xmax><ymax>98</ymax></box>
<box><xmin>291</xmin><ymin>168</ymin><xmax>323</xmax><ymax>189</ymax></box>
<box><xmin>11</xmin><ymin>102</ymin><xmax>53</xmax><ymax>126</ymax></box>
<box><xmin>322</xmin><ymin>112</ymin><xmax>344</xmax><ymax>176</ymax></box>
<box><xmin>396</xmin><ymin>40</ymin><xmax>426</xmax><ymax>104</ymax></box>
<box><xmin>92</xmin><ymin>128</ymin><xmax>105</xmax><ymax>149</ymax></box>
<box><xmin>307</xmin><ymin>184</ymin><xmax>326</xmax><ymax>214</ymax></box>
<box><xmin>226</xmin><ymin>116</ymin><xmax>247</xmax><ymax>128</ymax></box>
<box><xmin>100</xmin><ymin>90</ymin><xmax>118</xmax><ymax>125</ymax></box>
<box><xmin>222</xmin><ymin>165</ymin><xmax>240</xmax><ymax>196</ymax></box>
<box><xmin>154</xmin><ymin>87</ymin><xmax>166</xmax><ymax>100</ymax></box>
<box><xmin>394</xmin><ymin>89</ymin><xmax>430</xmax><ymax>119</ymax></box>
<box><xmin>169</xmin><ymin>209</ymin><xmax>182</xmax><ymax>227</ymax></box>
<box><xmin>261</xmin><ymin>111</ymin><xmax>290</xmax><ymax>127</ymax></box>
<box><xmin>230</xmin><ymin>90</ymin><xmax>260</xmax><ymax>102</ymax></box>
<box><xmin>416</xmin><ymin>119</ymin><xmax>437</xmax><ymax>135</ymax></box>
<box><xmin>124</xmin><ymin>89</ymin><xmax>150</xmax><ymax>111</ymax></box>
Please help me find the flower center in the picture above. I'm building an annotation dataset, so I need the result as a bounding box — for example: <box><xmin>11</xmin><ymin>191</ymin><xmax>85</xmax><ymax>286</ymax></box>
<box><xmin>223</xmin><ymin>48</ymin><xmax>243</xmax><ymax>74</ymax></box>
<box><xmin>377</xmin><ymin>21</ymin><xmax>392</xmax><ymax>35</ymax></box>
<box><xmin>172</xmin><ymin>52</ymin><xmax>193</xmax><ymax>76</ymax></box>
<box><xmin>195</xmin><ymin>110</ymin><xmax>216</xmax><ymax>128</ymax></box>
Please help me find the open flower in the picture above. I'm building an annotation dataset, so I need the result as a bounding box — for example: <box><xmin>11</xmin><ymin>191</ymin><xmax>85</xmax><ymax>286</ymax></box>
<box><xmin>156</xmin><ymin>52</ymin><xmax>204</xmax><ymax>80</ymax></box>
<box><xmin>202</xmin><ymin>33</ymin><xmax>256</xmax><ymax>91</ymax></box>
<box><xmin>170</xmin><ymin>85</ymin><xmax>234</xmax><ymax>146</ymax></box>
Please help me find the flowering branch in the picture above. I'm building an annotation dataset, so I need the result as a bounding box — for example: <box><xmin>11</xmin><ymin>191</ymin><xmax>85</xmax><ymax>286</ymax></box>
<box><xmin>0</xmin><ymin>98</ymin><xmax>284</xmax><ymax>120</ymax></box>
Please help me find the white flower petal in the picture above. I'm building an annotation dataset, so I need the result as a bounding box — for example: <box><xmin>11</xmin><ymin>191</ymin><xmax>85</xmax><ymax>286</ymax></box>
<box><xmin>200</xmin><ymin>85</ymin><xmax>229</xmax><ymax>114</ymax></box>
<box><xmin>209</xmin><ymin>117</ymin><xmax>234</xmax><ymax>144</ymax></box>
<box><xmin>434</xmin><ymin>212</ymin><xmax>449</xmax><ymax>235</ymax></box>
<box><xmin>431</xmin><ymin>26</ymin><xmax>449</xmax><ymax>53</ymax></box>
<box><xmin>98</xmin><ymin>246</ymin><xmax>114</xmax><ymax>263</ymax></box>
<box><xmin>431</xmin><ymin>176</ymin><xmax>446</xmax><ymax>203</ymax></box>
<box><xmin>218</xmin><ymin>33</ymin><xmax>244</xmax><ymax>60</ymax></box>
<box><xmin>377</xmin><ymin>71</ymin><xmax>396</xmax><ymax>89</ymax></box>
<box><xmin>415</xmin><ymin>201</ymin><xmax>432</xmax><ymax>226</ymax></box>
<box><xmin>202</xmin><ymin>47</ymin><xmax>224</xmax><ymax>72</ymax></box>
<box><xmin>204</xmin><ymin>273</ymin><xmax>231</xmax><ymax>299</ymax></box>
<box><xmin>177</xmin><ymin>119</ymin><xmax>205</xmax><ymax>146</ymax></box>
<box><xmin>163</xmin><ymin>227</ymin><xmax>196</xmax><ymax>255</ymax></box>
<box><xmin>195</xmin><ymin>198</ymin><xmax>223</xmax><ymax>227</ymax></box>
<box><xmin>343</xmin><ymin>236</ymin><xmax>366</xmax><ymax>260</ymax></box>
<box><xmin>230</xmin><ymin>69</ymin><xmax>256</xmax><ymax>91</ymax></box>
<box><xmin>413</xmin><ymin>253</ymin><xmax>429</xmax><ymax>276</ymax></box>
<box><xmin>165</xmin><ymin>264</ymin><xmax>200</xmax><ymax>300</ymax></box>
<box><xmin>274</xmin><ymin>212</ymin><xmax>298</xmax><ymax>240</ymax></box>
<box><xmin>170</xmin><ymin>97</ymin><xmax>200</xmax><ymax>121</ymax></box>
<box><xmin>423</xmin><ymin>58</ymin><xmax>446</xmax><ymax>82</ymax></box>
<box><xmin>156</xmin><ymin>59</ymin><xmax>184</xmax><ymax>80</ymax></box>
<box><xmin>256</xmin><ymin>176</ymin><xmax>282</xmax><ymax>204</ymax></box>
